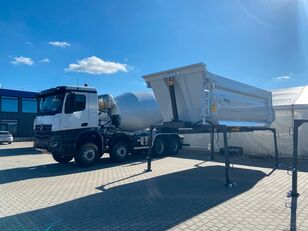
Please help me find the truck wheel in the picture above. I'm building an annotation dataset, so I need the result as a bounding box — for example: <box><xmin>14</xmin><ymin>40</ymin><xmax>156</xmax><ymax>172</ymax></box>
<box><xmin>153</xmin><ymin>138</ymin><xmax>167</xmax><ymax>156</ymax></box>
<box><xmin>110</xmin><ymin>141</ymin><xmax>129</xmax><ymax>162</ymax></box>
<box><xmin>75</xmin><ymin>143</ymin><xmax>99</xmax><ymax>167</ymax></box>
<box><xmin>52</xmin><ymin>153</ymin><xmax>73</xmax><ymax>163</ymax></box>
<box><xmin>168</xmin><ymin>139</ymin><xmax>180</xmax><ymax>155</ymax></box>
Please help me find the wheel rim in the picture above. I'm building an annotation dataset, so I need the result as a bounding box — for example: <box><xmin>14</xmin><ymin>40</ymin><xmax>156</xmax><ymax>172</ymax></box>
<box><xmin>170</xmin><ymin>141</ymin><xmax>178</xmax><ymax>152</ymax></box>
<box><xmin>156</xmin><ymin>142</ymin><xmax>164</xmax><ymax>154</ymax></box>
<box><xmin>116</xmin><ymin>146</ymin><xmax>127</xmax><ymax>157</ymax></box>
<box><xmin>82</xmin><ymin>148</ymin><xmax>96</xmax><ymax>162</ymax></box>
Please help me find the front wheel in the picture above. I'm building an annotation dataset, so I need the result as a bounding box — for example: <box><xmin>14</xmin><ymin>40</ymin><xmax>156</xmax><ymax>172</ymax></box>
<box><xmin>52</xmin><ymin>153</ymin><xmax>73</xmax><ymax>163</ymax></box>
<box><xmin>75</xmin><ymin>143</ymin><xmax>99</xmax><ymax>167</ymax></box>
<box><xmin>110</xmin><ymin>141</ymin><xmax>129</xmax><ymax>162</ymax></box>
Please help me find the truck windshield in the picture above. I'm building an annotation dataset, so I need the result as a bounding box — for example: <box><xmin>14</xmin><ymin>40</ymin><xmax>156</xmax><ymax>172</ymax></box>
<box><xmin>38</xmin><ymin>93</ymin><xmax>64</xmax><ymax>115</ymax></box>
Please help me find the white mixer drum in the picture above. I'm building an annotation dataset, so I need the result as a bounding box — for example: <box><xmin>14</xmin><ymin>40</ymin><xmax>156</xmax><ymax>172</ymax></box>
<box><xmin>113</xmin><ymin>92</ymin><xmax>163</xmax><ymax>131</ymax></box>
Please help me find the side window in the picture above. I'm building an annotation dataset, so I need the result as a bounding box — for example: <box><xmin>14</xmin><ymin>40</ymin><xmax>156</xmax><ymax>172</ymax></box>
<box><xmin>65</xmin><ymin>93</ymin><xmax>86</xmax><ymax>113</ymax></box>
<box><xmin>75</xmin><ymin>95</ymin><xmax>86</xmax><ymax>111</ymax></box>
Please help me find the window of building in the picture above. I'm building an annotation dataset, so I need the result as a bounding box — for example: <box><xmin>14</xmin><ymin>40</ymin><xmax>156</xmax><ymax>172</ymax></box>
<box><xmin>0</xmin><ymin>120</ymin><xmax>18</xmax><ymax>136</ymax></box>
<box><xmin>1</xmin><ymin>96</ymin><xmax>18</xmax><ymax>112</ymax></box>
<box><xmin>0</xmin><ymin>123</ymin><xmax>8</xmax><ymax>131</ymax></box>
<box><xmin>22</xmin><ymin>98</ymin><xmax>37</xmax><ymax>113</ymax></box>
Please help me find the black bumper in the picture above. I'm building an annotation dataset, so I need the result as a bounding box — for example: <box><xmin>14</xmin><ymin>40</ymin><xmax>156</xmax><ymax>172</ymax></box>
<box><xmin>34</xmin><ymin>132</ymin><xmax>75</xmax><ymax>155</ymax></box>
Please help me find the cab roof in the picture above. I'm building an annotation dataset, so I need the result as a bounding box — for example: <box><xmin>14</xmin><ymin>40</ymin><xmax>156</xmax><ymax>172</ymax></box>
<box><xmin>40</xmin><ymin>86</ymin><xmax>97</xmax><ymax>96</ymax></box>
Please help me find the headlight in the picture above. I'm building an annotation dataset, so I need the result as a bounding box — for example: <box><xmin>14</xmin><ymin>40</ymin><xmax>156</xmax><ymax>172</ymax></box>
<box><xmin>50</xmin><ymin>141</ymin><xmax>59</xmax><ymax>148</ymax></box>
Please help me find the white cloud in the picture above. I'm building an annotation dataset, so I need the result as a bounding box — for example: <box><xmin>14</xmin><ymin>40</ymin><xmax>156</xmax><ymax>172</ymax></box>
<box><xmin>65</xmin><ymin>56</ymin><xmax>128</xmax><ymax>75</ymax></box>
<box><xmin>40</xmin><ymin>58</ymin><xmax>50</xmax><ymax>63</ymax></box>
<box><xmin>10</xmin><ymin>56</ymin><xmax>34</xmax><ymax>65</ymax></box>
<box><xmin>276</xmin><ymin>75</ymin><xmax>291</xmax><ymax>80</ymax></box>
<box><xmin>49</xmin><ymin>41</ymin><xmax>71</xmax><ymax>48</ymax></box>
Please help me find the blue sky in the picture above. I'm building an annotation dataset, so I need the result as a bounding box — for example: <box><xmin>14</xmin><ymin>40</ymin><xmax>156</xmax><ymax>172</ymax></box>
<box><xmin>0</xmin><ymin>0</ymin><xmax>307</xmax><ymax>95</ymax></box>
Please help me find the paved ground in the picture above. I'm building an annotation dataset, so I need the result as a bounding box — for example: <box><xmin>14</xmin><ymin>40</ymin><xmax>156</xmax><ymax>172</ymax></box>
<box><xmin>0</xmin><ymin>142</ymin><xmax>308</xmax><ymax>230</ymax></box>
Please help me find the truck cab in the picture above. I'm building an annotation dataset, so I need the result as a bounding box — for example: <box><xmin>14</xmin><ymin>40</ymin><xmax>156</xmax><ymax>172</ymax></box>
<box><xmin>34</xmin><ymin>86</ymin><xmax>103</xmax><ymax>166</ymax></box>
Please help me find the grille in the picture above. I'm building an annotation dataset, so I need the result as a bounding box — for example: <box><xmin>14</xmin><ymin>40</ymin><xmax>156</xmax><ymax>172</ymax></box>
<box><xmin>34</xmin><ymin>124</ymin><xmax>52</xmax><ymax>138</ymax></box>
<box><xmin>35</xmin><ymin>124</ymin><xmax>52</xmax><ymax>132</ymax></box>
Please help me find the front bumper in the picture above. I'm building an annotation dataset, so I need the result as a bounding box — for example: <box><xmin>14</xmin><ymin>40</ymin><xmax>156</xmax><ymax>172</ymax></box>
<box><xmin>34</xmin><ymin>135</ymin><xmax>60</xmax><ymax>153</ymax></box>
<box><xmin>34</xmin><ymin>132</ymin><xmax>75</xmax><ymax>155</ymax></box>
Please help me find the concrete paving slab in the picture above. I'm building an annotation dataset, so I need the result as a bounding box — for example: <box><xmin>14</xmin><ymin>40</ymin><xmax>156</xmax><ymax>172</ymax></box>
<box><xmin>0</xmin><ymin>143</ymin><xmax>307</xmax><ymax>230</ymax></box>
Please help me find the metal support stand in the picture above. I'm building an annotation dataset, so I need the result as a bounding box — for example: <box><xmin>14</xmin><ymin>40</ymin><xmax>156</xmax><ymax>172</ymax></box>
<box><xmin>209</xmin><ymin>126</ymin><xmax>215</xmax><ymax>160</ymax></box>
<box><xmin>223</xmin><ymin>126</ymin><xmax>235</xmax><ymax>188</ymax></box>
<box><xmin>287</xmin><ymin>119</ymin><xmax>308</xmax><ymax>231</ymax></box>
<box><xmin>289</xmin><ymin>119</ymin><xmax>308</xmax><ymax>197</ymax></box>
<box><xmin>144</xmin><ymin>123</ymin><xmax>279</xmax><ymax>187</ymax></box>
<box><xmin>272</xmin><ymin>129</ymin><xmax>279</xmax><ymax>168</ymax></box>
<box><xmin>145</xmin><ymin>126</ymin><xmax>154</xmax><ymax>172</ymax></box>
<box><xmin>289</xmin><ymin>120</ymin><xmax>304</xmax><ymax>197</ymax></box>
<box><xmin>289</xmin><ymin>196</ymin><xmax>298</xmax><ymax>231</ymax></box>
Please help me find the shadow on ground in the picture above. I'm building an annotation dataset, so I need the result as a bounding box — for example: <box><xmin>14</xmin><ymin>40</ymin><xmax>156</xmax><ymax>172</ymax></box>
<box><xmin>0</xmin><ymin>165</ymin><xmax>266</xmax><ymax>231</ymax></box>
<box><xmin>176</xmin><ymin>149</ymin><xmax>308</xmax><ymax>173</ymax></box>
<box><xmin>0</xmin><ymin>154</ymin><xmax>149</xmax><ymax>185</ymax></box>
<box><xmin>0</xmin><ymin>147</ymin><xmax>44</xmax><ymax>157</ymax></box>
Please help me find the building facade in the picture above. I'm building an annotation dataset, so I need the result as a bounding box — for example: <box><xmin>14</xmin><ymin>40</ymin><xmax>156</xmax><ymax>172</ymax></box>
<box><xmin>0</xmin><ymin>88</ymin><xmax>38</xmax><ymax>137</ymax></box>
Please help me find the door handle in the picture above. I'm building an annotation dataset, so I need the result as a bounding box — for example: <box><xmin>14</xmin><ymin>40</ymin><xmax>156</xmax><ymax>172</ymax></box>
<box><xmin>81</xmin><ymin>123</ymin><xmax>88</xmax><ymax>127</ymax></box>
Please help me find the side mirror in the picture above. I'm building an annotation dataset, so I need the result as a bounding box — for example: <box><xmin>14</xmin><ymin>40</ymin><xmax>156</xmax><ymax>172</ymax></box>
<box><xmin>65</xmin><ymin>93</ymin><xmax>76</xmax><ymax>114</ymax></box>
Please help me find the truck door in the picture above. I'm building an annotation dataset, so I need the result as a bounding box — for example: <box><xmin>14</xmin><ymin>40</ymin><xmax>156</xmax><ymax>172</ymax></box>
<box><xmin>62</xmin><ymin>92</ymin><xmax>89</xmax><ymax>131</ymax></box>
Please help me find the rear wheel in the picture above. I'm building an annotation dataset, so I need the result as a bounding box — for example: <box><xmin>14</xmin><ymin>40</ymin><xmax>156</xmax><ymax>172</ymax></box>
<box><xmin>8</xmin><ymin>141</ymin><xmax>12</xmax><ymax>144</ymax></box>
<box><xmin>75</xmin><ymin>143</ymin><xmax>99</xmax><ymax>167</ymax></box>
<box><xmin>110</xmin><ymin>141</ymin><xmax>129</xmax><ymax>162</ymax></box>
<box><xmin>168</xmin><ymin>139</ymin><xmax>180</xmax><ymax>155</ymax></box>
<box><xmin>153</xmin><ymin>138</ymin><xmax>167</xmax><ymax>156</ymax></box>
<box><xmin>52</xmin><ymin>153</ymin><xmax>73</xmax><ymax>163</ymax></box>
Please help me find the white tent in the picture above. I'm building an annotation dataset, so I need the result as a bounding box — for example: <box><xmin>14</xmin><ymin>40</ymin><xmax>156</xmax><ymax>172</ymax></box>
<box><xmin>184</xmin><ymin>86</ymin><xmax>308</xmax><ymax>158</ymax></box>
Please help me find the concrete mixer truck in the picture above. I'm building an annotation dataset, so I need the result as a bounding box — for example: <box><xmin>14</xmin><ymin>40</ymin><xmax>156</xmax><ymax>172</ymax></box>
<box><xmin>33</xmin><ymin>86</ymin><xmax>182</xmax><ymax>167</ymax></box>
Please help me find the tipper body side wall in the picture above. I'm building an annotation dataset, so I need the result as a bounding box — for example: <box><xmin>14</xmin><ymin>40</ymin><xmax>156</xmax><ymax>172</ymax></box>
<box><xmin>143</xmin><ymin>63</ymin><xmax>275</xmax><ymax>125</ymax></box>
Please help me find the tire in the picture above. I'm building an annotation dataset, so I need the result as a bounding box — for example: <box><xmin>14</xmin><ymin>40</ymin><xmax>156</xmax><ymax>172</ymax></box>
<box><xmin>52</xmin><ymin>153</ymin><xmax>73</xmax><ymax>163</ymax></box>
<box><xmin>110</xmin><ymin>141</ymin><xmax>129</xmax><ymax>162</ymax></box>
<box><xmin>168</xmin><ymin>139</ymin><xmax>180</xmax><ymax>155</ymax></box>
<box><xmin>75</xmin><ymin>143</ymin><xmax>99</xmax><ymax>167</ymax></box>
<box><xmin>8</xmin><ymin>141</ymin><xmax>12</xmax><ymax>144</ymax></box>
<box><xmin>153</xmin><ymin>138</ymin><xmax>167</xmax><ymax>156</ymax></box>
